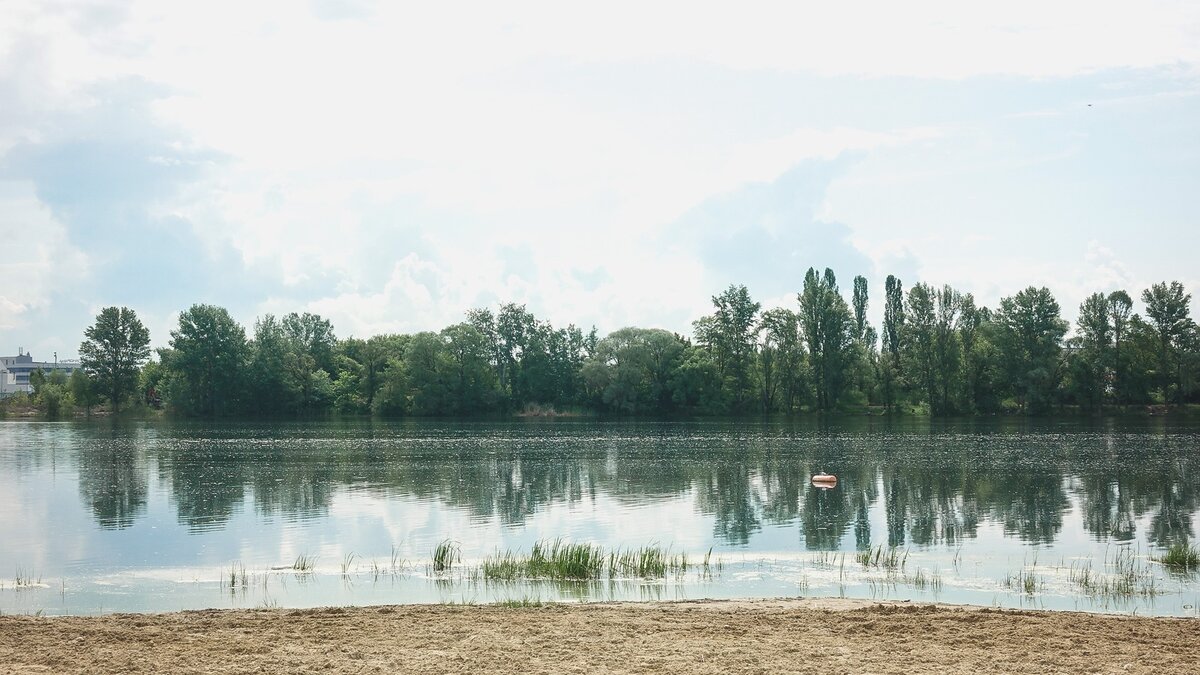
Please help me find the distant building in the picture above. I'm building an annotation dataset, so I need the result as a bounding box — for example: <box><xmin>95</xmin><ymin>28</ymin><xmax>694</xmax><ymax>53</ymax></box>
<box><xmin>0</xmin><ymin>350</ymin><xmax>81</xmax><ymax>396</ymax></box>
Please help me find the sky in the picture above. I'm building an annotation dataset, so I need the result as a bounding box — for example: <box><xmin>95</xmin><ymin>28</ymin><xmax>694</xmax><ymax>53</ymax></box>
<box><xmin>1</xmin><ymin>1</ymin><xmax>1198</xmax><ymax>360</ymax></box>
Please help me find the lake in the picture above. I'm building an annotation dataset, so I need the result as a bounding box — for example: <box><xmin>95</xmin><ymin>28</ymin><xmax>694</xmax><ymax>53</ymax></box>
<box><xmin>1</xmin><ymin>417</ymin><xmax>1197</xmax><ymax>616</ymax></box>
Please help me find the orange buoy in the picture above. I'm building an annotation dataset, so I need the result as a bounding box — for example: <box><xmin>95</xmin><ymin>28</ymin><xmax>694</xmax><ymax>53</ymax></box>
<box><xmin>811</xmin><ymin>473</ymin><xmax>838</xmax><ymax>487</ymax></box>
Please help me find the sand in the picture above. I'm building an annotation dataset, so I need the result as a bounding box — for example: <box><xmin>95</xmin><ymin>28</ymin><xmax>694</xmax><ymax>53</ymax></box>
<box><xmin>1</xmin><ymin>598</ymin><xmax>1197</xmax><ymax>674</ymax></box>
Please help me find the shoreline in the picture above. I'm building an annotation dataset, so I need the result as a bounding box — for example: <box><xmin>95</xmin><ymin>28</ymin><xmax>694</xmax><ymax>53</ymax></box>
<box><xmin>2</xmin><ymin>598</ymin><xmax>1196</xmax><ymax>674</ymax></box>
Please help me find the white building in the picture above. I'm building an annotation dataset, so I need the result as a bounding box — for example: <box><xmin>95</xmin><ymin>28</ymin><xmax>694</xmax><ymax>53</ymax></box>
<box><xmin>0</xmin><ymin>350</ymin><xmax>82</xmax><ymax>396</ymax></box>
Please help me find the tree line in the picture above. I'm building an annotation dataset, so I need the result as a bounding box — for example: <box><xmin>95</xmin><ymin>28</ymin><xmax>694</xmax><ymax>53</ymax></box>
<box><xmin>17</xmin><ymin>270</ymin><xmax>1200</xmax><ymax>417</ymax></box>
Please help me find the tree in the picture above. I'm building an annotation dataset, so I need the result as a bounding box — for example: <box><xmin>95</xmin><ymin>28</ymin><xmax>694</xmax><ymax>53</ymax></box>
<box><xmin>70</xmin><ymin>369</ymin><xmax>98</xmax><ymax>416</ymax></box>
<box><xmin>247</xmin><ymin>314</ymin><xmax>293</xmax><ymax>414</ymax></box>
<box><xmin>932</xmin><ymin>285</ymin><xmax>963</xmax><ymax>413</ymax></box>
<box><xmin>79</xmin><ymin>306</ymin><xmax>151</xmax><ymax>414</ymax></box>
<box><xmin>1107</xmin><ymin>291</ymin><xmax>1134</xmax><ymax>404</ymax></box>
<box><xmin>693</xmin><ymin>285</ymin><xmax>761</xmax><ymax>411</ymax></box>
<box><xmin>852</xmin><ymin>275</ymin><xmax>869</xmax><ymax>341</ymax></box>
<box><xmin>164</xmin><ymin>304</ymin><xmax>249</xmax><ymax>416</ymax></box>
<box><xmin>903</xmin><ymin>283</ymin><xmax>938</xmax><ymax>412</ymax></box>
<box><xmin>881</xmin><ymin>275</ymin><xmax>905</xmax><ymax>411</ymax></box>
<box><xmin>959</xmin><ymin>296</ymin><xmax>998</xmax><ymax>412</ymax></box>
<box><xmin>1141</xmin><ymin>281</ymin><xmax>1194</xmax><ymax>402</ymax></box>
<box><xmin>441</xmin><ymin>322</ymin><xmax>495</xmax><ymax>413</ymax></box>
<box><xmin>1074</xmin><ymin>292</ymin><xmax>1113</xmax><ymax>409</ymax></box>
<box><xmin>31</xmin><ymin>369</ymin><xmax>69</xmax><ymax>417</ymax></box>
<box><xmin>798</xmin><ymin>268</ymin><xmax>854</xmax><ymax>411</ymax></box>
<box><xmin>759</xmin><ymin>308</ymin><xmax>804</xmax><ymax>413</ymax></box>
<box><xmin>582</xmin><ymin>327</ymin><xmax>684</xmax><ymax>413</ymax></box>
<box><xmin>994</xmin><ymin>287</ymin><xmax>1068</xmax><ymax>413</ymax></box>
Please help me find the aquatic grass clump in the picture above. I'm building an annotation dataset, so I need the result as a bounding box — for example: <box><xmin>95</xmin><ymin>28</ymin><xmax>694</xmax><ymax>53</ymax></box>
<box><xmin>856</xmin><ymin>545</ymin><xmax>908</xmax><ymax>570</ymax></box>
<box><xmin>497</xmin><ymin>596</ymin><xmax>545</xmax><ymax>608</ymax></box>
<box><xmin>1157</xmin><ymin>542</ymin><xmax>1199</xmax><ymax>572</ymax></box>
<box><xmin>340</xmin><ymin>552</ymin><xmax>357</xmax><ymax>575</ymax></box>
<box><xmin>1005</xmin><ymin>569</ymin><xmax>1039</xmax><ymax>595</ymax></box>
<box><xmin>226</xmin><ymin>562</ymin><xmax>248</xmax><ymax>589</ymax></box>
<box><xmin>482</xmin><ymin>539</ymin><xmax>607</xmax><ymax>580</ymax></box>
<box><xmin>611</xmin><ymin>545</ymin><xmax>676</xmax><ymax>578</ymax></box>
<box><xmin>480</xmin><ymin>539</ymin><xmax>709</xmax><ymax>581</ymax></box>
<box><xmin>1070</xmin><ymin>549</ymin><xmax>1164</xmax><ymax>600</ymax></box>
<box><xmin>292</xmin><ymin>554</ymin><xmax>317</xmax><ymax>573</ymax></box>
<box><xmin>908</xmin><ymin>567</ymin><xmax>942</xmax><ymax>591</ymax></box>
<box><xmin>535</xmin><ymin>539</ymin><xmax>607</xmax><ymax>579</ymax></box>
<box><xmin>13</xmin><ymin>567</ymin><xmax>42</xmax><ymax>589</ymax></box>
<box><xmin>433</xmin><ymin>540</ymin><xmax>461</xmax><ymax>573</ymax></box>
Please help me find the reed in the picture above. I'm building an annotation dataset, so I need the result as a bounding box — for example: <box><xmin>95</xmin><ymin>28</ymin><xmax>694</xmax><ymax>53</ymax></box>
<box><xmin>856</xmin><ymin>545</ymin><xmax>907</xmax><ymax>569</ymax></box>
<box><xmin>1158</xmin><ymin>542</ymin><xmax>1199</xmax><ymax>572</ymax></box>
<box><xmin>609</xmin><ymin>544</ymin><xmax>690</xmax><ymax>578</ymax></box>
<box><xmin>1070</xmin><ymin>551</ymin><xmax>1162</xmax><ymax>600</ymax></box>
<box><xmin>226</xmin><ymin>562</ymin><xmax>248</xmax><ymax>589</ymax></box>
<box><xmin>13</xmin><ymin>567</ymin><xmax>41</xmax><ymax>588</ymax></box>
<box><xmin>479</xmin><ymin>539</ymin><xmax>703</xmax><ymax>581</ymax></box>
<box><xmin>908</xmin><ymin>567</ymin><xmax>942</xmax><ymax>591</ymax></box>
<box><xmin>292</xmin><ymin>554</ymin><xmax>317</xmax><ymax>572</ymax></box>
<box><xmin>433</xmin><ymin>540</ymin><xmax>461</xmax><ymax>573</ymax></box>
<box><xmin>340</xmin><ymin>552</ymin><xmax>357</xmax><ymax>575</ymax></box>
<box><xmin>498</xmin><ymin>596</ymin><xmax>544</xmax><ymax>608</ymax></box>
<box><xmin>1005</xmin><ymin>569</ymin><xmax>1039</xmax><ymax>595</ymax></box>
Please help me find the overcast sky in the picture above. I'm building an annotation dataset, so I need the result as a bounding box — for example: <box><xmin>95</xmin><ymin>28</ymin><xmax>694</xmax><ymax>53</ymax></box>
<box><xmin>2</xmin><ymin>1</ymin><xmax>1198</xmax><ymax>359</ymax></box>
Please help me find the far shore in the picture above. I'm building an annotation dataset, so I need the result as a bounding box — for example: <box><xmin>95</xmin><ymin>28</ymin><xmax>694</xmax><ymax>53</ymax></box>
<box><xmin>1</xmin><ymin>598</ymin><xmax>1197</xmax><ymax>674</ymax></box>
<box><xmin>3</xmin><ymin>402</ymin><xmax>1200</xmax><ymax>422</ymax></box>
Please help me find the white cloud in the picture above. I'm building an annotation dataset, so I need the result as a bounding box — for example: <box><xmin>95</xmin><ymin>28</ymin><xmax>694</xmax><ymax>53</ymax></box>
<box><xmin>2</xmin><ymin>0</ymin><xmax>1198</xmax><ymax>345</ymax></box>
<box><xmin>0</xmin><ymin>181</ymin><xmax>89</xmax><ymax>330</ymax></box>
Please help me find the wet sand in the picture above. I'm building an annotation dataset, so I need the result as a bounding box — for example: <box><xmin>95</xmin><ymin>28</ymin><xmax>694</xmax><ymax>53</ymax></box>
<box><xmin>1</xmin><ymin>598</ymin><xmax>1197</xmax><ymax>674</ymax></box>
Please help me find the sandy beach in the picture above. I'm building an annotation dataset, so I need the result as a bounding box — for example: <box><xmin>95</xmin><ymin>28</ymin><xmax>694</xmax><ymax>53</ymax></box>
<box><xmin>1</xmin><ymin>598</ymin><xmax>1197</xmax><ymax>674</ymax></box>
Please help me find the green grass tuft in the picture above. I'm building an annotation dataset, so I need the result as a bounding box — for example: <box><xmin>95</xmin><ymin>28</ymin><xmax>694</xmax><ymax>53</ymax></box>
<box><xmin>1158</xmin><ymin>542</ymin><xmax>1199</xmax><ymax>572</ymax></box>
<box><xmin>433</xmin><ymin>540</ymin><xmax>461</xmax><ymax>573</ymax></box>
<box><xmin>479</xmin><ymin>539</ymin><xmax>710</xmax><ymax>581</ymax></box>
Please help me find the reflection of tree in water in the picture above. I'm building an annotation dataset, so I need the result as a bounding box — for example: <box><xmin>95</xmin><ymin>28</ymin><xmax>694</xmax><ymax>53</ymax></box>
<box><xmin>991</xmin><ymin>471</ymin><xmax>1068</xmax><ymax>544</ymax></box>
<box><xmin>1148</xmin><ymin>480</ymin><xmax>1196</xmax><ymax>546</ymax></box>
<box><xmin>1072</xmin><ymin>438</ymin><xmax>1198</xmax><ymax>546</ymax></box>
<box><xmin>75</xmin><ymin>442</ymin><xmax>147</xmax><ymax>529</ymax></box>
<box><xmin>1076</xmin><ymin>475</ymin><xmax>1138</xmax><ymax>542</ymax></box>
<box><xmin>62</xmin><ymin>419</ymin><xmax>1197</xmax><ymax>549</ymax></box>
<box><xmin>757</xmin><ymin>454</ymin><xmax>804</xmax><ymax>525</ymax></box>
<box><xmin>695</xmin><ymin>461</ymin><xmax>761</xmax><ymax>545</ymax></box>
<box><xmin>249</xmin><ymin>447</ymin><xmax>335</xmax><ymax>521</ymax></box>
<box><xmin>801</xmin><ymin>479</ymin><xmax>851</xmax><ymax>549</ymax></box>
<box><xmin>156</xmin><ymin>442</ymin><xmax>253</xmax><ymax>532</ymax></box>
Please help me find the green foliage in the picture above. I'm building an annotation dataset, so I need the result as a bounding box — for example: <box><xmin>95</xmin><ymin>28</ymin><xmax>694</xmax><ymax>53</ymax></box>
<box><xmin>693</xmin><ymin>285</ymin><xmax>761</xmax><ymax>411</ymax></box>
<box><xmin>1142</xmin><ymin>281</ymin><xmax>1195</xmax><ymax>403</ymax></box>
<box><xmin>759</xmin><ymin>308</ymin><xmax>804</xmax><ymax>413</ymax></box>
<box><xmin>994</xmin><ymin>287</ymin><xmax>1069</xmax><ymax>414</ymax></box>
<box><xmin>583</xmin><ymin>327</ymin><xmax>685</xmax><ymax>413</ymax></box>
<box><xmin>799</xmin><ymin>268</ymin><xmax>854</xmax><ymax>411</ymax></box>
<box><xmin>79</xmin><ymin>306</ymin><xmax>151</xmax><ymax>414</ymax></box>
<box><xmin>1157</xmin><ymin>542</ymin><xmax>1199</xmax><ymax>572</ymax></box>
<box><xmin>32</xmin><ymin>369</ymin><xmax>70</xmax><ymax>418</ymax></box>
<box><xmin>164</xmin><ymin>304</ymin><xmax>249</xmax><ymax>416</ymax></box>
<box><xmin>668</xmin><ymin>347</ymin><xmax>726</xmax><ymax>413</ymax></box>
<box><xmin>80</xmin><ymin>274</ymin><xmax>1198</xmax><ymax>420</ymax></box>
<box><xmin>69</xmin><ymin>369</ymin><xmax>98</xmax><ymax>415</ymax></box>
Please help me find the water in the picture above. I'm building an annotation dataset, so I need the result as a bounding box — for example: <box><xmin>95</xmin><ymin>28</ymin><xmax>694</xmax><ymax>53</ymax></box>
<box><xmin>1</xmin><ymin>417</ymin><xmax>1198</xmax><ymax>616</ymax></box>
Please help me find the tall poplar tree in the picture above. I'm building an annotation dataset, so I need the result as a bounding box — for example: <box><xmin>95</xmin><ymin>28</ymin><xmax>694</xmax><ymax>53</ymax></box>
<box><xmin>1107</xmin><ymin>290</ymin><xmax>1134</xmax><ymax>403</ymax></box>
<box><xmin>799</xmin><ymin>268</ymin><xmax>853</xmax><ymax>411</ymax></box>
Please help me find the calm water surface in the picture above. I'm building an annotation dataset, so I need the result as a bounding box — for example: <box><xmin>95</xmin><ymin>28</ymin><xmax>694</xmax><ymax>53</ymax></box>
<box><xmin>1</xmin><ymin>418</ymin><xmax>1198</xmax><ymax>616</ymax></box>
